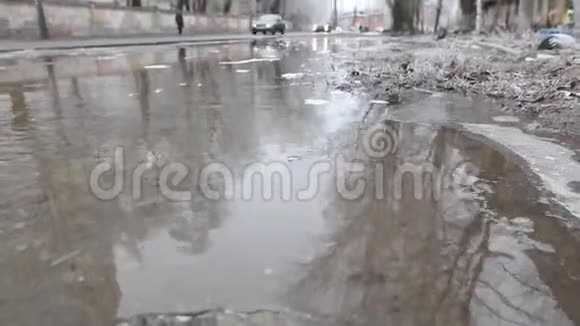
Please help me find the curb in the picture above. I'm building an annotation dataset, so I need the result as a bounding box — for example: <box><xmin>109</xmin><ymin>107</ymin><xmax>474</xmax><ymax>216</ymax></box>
<box><xmin>0</xmin><ymin>34</ymin><xmax>280</xmax><ymax>54</ymax></box>
<box><xmin>0</xmin><ymin>32</ymin><xmax>378</xmax><ymax>54</ymax></box>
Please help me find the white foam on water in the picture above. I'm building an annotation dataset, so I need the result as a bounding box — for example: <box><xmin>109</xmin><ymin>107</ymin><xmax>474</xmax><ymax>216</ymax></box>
<box><xmin>236</xmin><ymin>69</ymin><xmax>250</xmax><ymax>74</ymax></box>
<box><xmin>464</xmin><ymin>123</ymin><xmax>580</xmax><ymax>219</ymax></box>
<box><xmin>219</xmin><ymin>58</ymin><xmax>280</xmax><ymax>65</ymax></box>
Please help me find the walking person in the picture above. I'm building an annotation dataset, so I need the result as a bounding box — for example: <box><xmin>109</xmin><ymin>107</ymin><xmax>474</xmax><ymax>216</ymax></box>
<box><xmin>176</xmin><ymin>10</ymin><xmax>184</xmax><ymax>35</ymax></box>
<box><xmin>564</xmin><ymin>0</ymin><xmax>575</xmax><ymax>33</ymax></box>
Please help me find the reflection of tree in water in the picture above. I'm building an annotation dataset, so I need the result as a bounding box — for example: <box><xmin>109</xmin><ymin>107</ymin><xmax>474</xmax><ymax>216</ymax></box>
<box><xmin>288</xmin><ymin>122</ymin><xmax>486</xmax><ymax>325</ymax></box>
<box><xmin>162</xmin><ymin>47</ymin><xmax>229</xmax><ymax>255</ymax></box>
<box><xmin>290</xmin><ymin>122</ymin><xmax>571</xmax><ymax>326</ymax></box>
<box><xmin>0</xmin><ymin>64</ymin><xmax>121</xmax><ymax>326</ymax></box>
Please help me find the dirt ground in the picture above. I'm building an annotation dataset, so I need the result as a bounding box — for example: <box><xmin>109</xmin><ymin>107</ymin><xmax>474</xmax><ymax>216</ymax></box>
<box><xmin>332</xmin><ymin>33</ymin><xmax>580</xmax><ymax>136</ymax></box>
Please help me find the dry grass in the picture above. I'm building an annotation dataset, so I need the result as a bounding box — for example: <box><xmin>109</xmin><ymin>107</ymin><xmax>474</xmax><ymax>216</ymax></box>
<box><xmin>333</xmin><ymin>36</ymin><xmax>580</xmax><ymax>133</ymax></box>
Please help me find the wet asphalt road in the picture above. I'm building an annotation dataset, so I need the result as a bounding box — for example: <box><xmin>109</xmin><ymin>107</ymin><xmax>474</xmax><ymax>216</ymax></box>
<box><xmin>1</xmin><ymin>36</ymin><xmax>580</xmax><ymax>326</ymax></box>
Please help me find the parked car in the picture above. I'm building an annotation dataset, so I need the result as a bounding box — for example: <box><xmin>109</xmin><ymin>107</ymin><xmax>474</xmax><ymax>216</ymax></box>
<box><xmin>252</xmin><ymin>14</ymin><xmax>286</xmax><ymax>35</ymax></box>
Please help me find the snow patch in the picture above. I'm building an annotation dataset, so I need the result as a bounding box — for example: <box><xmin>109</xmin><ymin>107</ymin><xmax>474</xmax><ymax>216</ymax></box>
<box><xmin>464</xmin><ymin>123</ymin><xmax>580</xmax><ymax>219</ymax></box>
<box><xmin>491</xmin><ymin>115</ymin><xmax>520</xmax><ymax>123</ymax></box>
<box><xmin>281</xmin><ymin>73</ymin><xmax>305</xmax><ymax>80</ymax></box>
<box><xmin>305</xmin><ymin>99</ymin><xmax>329</xmax><ymax>106</ymax></box>
<box><xmin>144</xmin><ymin>64</ymin><xmax>170</xmax><ymax>70</ymax></box>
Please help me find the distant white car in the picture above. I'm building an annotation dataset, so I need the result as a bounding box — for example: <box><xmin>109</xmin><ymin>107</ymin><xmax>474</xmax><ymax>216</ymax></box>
<box><xmin>312</xmin><ymin>23</ymin><xmax>331</xmax><ymax>33</ymax></box>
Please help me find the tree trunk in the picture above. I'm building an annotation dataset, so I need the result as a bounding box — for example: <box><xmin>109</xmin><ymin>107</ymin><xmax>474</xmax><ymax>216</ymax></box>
<box><xmin>224</xmin><ymin>0</ymin><xmax>233</xmax><ymax>14</ymax></box>
<box><xmin>270</xmin><ymin>0</ymin><xmax>281</xmax><ymax>13</ymax></box>
<box><xmin>434</xmin><ymin>0</ymin><xmax>443</xmax><ymax>32</ymax></box>
<box><xmin>391</xmin><ymin>0</ymin><xmax>415</xmax><ymax>32</ymax></box>
<box><xmin>460</xmin><ymin>0</ymin><xmax>476</xmax><ymax>30</ymax></box>
<box><xmin>475</xmin><ymin>0</ymin><xmax>482</xmax><ymax>32</ymax></box>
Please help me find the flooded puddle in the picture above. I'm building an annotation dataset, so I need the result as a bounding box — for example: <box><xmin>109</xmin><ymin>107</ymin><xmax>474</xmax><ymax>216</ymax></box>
<box><xmin>0</xmin><ymin>38</ymin><xmax>580</xmax><ymax>326</ymax></box>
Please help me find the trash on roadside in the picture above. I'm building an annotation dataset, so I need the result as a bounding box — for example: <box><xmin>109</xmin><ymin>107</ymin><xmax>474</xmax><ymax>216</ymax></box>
<box><xmin>50</xmin><ymin>249</ymin><xmax>81</xmax><ymax>267</ymax></box>
<box><xmin>281</xmin><ymin>73</ymin><xmax>305</xmax><ymax>80</ymax></box>
<box><xmin>304</xmin><ymin>99</ymin><xmax>329</xmax><ymax>106</ymax></box>
<box><xmin>538</xmin><ymin>33</ymin><xmax>576</xmax><ymax>50</ymax></box>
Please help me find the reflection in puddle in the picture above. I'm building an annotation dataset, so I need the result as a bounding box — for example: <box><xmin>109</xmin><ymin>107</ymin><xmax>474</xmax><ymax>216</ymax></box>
<box><xmin>0</xmin><ymin>38</ymin><xmax>580</xmax><ymax>326</ymax></box>
<box><xmin>290</xmin><ymin>122</ymin><xmax>579</xmax><ymax>326</ymax></box>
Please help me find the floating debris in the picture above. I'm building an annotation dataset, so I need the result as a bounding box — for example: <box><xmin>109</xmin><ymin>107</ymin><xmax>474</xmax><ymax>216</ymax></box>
<box><xmin>12</xmin><ymin>222</ymin><xmax>28</xmax><ymax>231</ymax></box>
<box><xmin>155</xmin><ymin>89</ymin><xmax>163</xmax><ymax>94</ymax></box>
<box><xmin>281</xmin><ymin>73</ymin><xmax>305</xmax><ymax>80</ymax></box>
<box><xmin>51</xmin><ymin>249</ymin><xmax>81</xmax><ymax>267</ymax></box>
<box><xmin>287</xmin><ymin>156</ymin><xmax>302</xmax><ymax>162</ymax></box>
<box><xmin>236</xmin><ymin>69</ymin><xmax>250</xmax><ymax>74</ymax></box>
<box><xmin>220</xmin><ymin>58</ymin><xmax>280</xmax><ymax>65</ymax></box>
<box><xmin>16</xmin><ymin>245</ymin><xmax>28</xmax><ymax>252</ymax></box>
<box><xmin>179</xmin><ymin>82</ymin><xmax>188</xmax><ymax>86</ymax></box>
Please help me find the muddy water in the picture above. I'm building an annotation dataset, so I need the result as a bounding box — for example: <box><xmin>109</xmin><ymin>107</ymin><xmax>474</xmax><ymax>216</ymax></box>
<box><xmin>0</xmin><ymin>37</ymin><xmax>579</xmax><ymax>326</ymax></box>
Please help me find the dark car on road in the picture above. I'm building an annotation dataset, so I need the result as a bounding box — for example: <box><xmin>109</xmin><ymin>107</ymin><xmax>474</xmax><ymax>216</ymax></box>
<box><xmin>312</xmin><ymin>23</ymin><xmax>331</xmax><ymax>33</ymax></box>
<box><xmin>252</xmin><ymin>14</ymin><xmax>286</xmax><ymax>35</ymax></box>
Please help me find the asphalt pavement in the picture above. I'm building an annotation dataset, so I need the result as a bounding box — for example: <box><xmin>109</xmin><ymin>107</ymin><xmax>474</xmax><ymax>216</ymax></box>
<box><xmin>0</xmin><ymin>31</ymin><xmax>375</xmax><ymax>53</ymax></box>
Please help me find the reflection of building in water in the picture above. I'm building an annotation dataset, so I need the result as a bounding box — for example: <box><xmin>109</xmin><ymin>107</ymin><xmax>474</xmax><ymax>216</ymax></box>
<box><xmin>290</xmin><ymin>122</ymin><xmax>578</xmax><ymax>326</ymax></box>
<box><xmin>0</xmin><ymin>43</ymin><xmax>252</xmax><ymax>325</ymax></box>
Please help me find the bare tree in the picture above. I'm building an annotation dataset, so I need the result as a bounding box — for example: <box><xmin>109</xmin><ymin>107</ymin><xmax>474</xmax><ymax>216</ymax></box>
<box><xmin>434</xmin><ymin>0</ymin><xmax>443</xmax><ymax>32</ymax></box>
<box><xmin>193</xmin><ymin>0</ymin><xmax>207</xmax><ymax>13</ymax></box>
<box><xmin>270</xmin><ymin>0</ymin><xmax>281</xmax><ymax>14</ymax></box>
<box><xmin>224</xmin><ymin>0</ymin><xmax>233</xmax><ymax>14</ymax></box>
<box><xmin>387</xmin><ymin>0</ymin><xmax>418</xmax><ymax>32</ymax></box>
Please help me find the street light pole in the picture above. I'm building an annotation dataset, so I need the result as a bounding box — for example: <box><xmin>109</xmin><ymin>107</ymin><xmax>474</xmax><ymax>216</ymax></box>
<box><xmin>332</xmin><ymin>0</ymin><xmax>338</xmax><ymax>27</ymax></box>
<box><xmin>34</xmin><ymin>0</ymin><xmax>49</xmax><ymax>39</ymax></box>
<box><xmin>246</xmin><ymin>0</ymin><xmax>255</xmax><ymax>31</ymax></box>
<box><xmin>475</xmin><ymin>0</ymin><xmax>482</xmax><ymax>33</ymax></box>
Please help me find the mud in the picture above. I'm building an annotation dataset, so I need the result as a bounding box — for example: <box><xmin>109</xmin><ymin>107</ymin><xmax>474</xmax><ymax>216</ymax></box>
<box><xmin>332</xmin><ymin>34</ymin><xmax>580</xmax><ymax>136</ymax></box>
